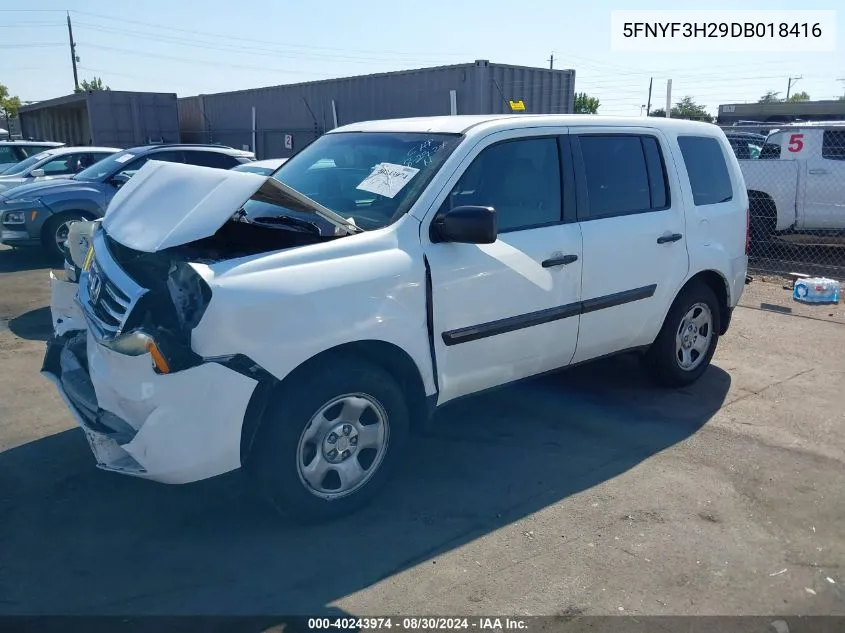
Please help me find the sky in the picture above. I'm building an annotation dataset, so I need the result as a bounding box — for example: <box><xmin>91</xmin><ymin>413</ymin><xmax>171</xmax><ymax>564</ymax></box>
<box><xmin>1</xmin><ymin>0</ymin><xmax>843</xmax><ymax>119</ymax></box>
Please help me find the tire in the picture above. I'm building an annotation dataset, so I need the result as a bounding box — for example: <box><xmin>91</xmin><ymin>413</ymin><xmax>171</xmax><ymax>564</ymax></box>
<box><xmin>644</xmin><ymin>281</ymin><xmax>721</xmax><ymax>388</ymax></box>
<box><xmin>244</xmin><ymin>354</ymin><xmax>410</xmax><ymax>522</ymax></box>
<box><xmin>41</xmin><ymin>212</ymin><xmax>86</xmax><ymax>260</ymax></box>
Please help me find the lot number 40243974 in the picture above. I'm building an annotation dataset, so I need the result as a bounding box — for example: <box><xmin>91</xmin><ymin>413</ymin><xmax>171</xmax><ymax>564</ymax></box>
<box><xmin>788</xmin><ymin>133</ymin><xmax>804</xmax><ymax>153</ymax></box>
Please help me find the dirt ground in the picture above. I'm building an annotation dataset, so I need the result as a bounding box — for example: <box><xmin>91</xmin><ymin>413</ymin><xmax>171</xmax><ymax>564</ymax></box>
<box><xmin>1</xmin><ymin>243</ymin><xmax>844</xmax><ymax>623</ymax></box>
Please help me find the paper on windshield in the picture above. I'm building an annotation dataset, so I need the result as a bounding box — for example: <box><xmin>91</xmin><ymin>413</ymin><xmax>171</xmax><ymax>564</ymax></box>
<box><xmin>356</xmin><ymin>163</ymin><xmax>420</xmax><ymax>199</ymax></box>
<box><xmin>114</xmin><ymin>153</ymin><xmax>134</xmax><ymax>164</ymax></box>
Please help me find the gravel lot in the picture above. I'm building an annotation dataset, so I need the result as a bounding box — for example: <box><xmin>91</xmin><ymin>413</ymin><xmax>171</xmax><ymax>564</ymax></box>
<box><xmin>1</xmin><ymin>243</ymin><xmax>844</xmax><ymax>622</ymax></box>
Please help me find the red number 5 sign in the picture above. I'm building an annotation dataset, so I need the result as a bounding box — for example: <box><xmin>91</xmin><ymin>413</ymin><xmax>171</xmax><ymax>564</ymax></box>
<box><xmin>788</xmin><ymin>133</ymin><xmax>804</xmax><ymax>153</ymax></box>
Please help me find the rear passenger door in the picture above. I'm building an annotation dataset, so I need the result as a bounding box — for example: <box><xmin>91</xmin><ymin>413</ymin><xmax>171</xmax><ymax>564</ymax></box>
<box><xmin>570</xmin><ymin>129</ymin><xmax>689</xmax><ymax>364</ymax></box>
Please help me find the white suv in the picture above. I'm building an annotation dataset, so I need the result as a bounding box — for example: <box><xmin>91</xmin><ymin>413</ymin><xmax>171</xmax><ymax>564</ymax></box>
<box><xmin>44</xmin><ymin>115</ymin><xmax>749</xmax><ymax>521</ymax></box>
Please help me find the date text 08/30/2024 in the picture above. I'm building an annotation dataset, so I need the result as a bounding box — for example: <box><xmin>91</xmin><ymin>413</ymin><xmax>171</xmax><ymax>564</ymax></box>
<box><xmin>307</xmin><ymin>618</ymin><xmax>528</xmax><ymax>631</ymax></box>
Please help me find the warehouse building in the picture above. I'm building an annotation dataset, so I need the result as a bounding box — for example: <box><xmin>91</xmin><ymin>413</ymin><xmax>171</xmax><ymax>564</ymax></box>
<box><xmin>19</xmin><ymin>90</ymin><xmax>181</xmax><ymax>148</ymax></box>
<box><xmin>717</xmin><ymin>99</ymin><xmax>845</xmax><ymax>125</ymax></box>
<box><xmin>178</xmin><ymin>60</ymin><xmax>576</xmax><ymax>159</ymax></box>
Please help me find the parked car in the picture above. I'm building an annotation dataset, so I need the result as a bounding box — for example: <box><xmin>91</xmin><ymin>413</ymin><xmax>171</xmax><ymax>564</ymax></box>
<box><xmin>737</xmin><ymin>122</ymin><xmax>845</xmax><ymax>247</ymax></box>
<box><xmin>231</xmin><ymin>157</ymin><xmax>288</xmax><ymax>176</ymax></box>
<box><xmin>44</xmin><ymin>115</ymin><xmax>749</xmax><ymax>521</ymax></box>
<box><xmin>0</xmin><ymin>140</ymin><xmax>65</xmax><ymax>173</ymax></box>
<box><xmin>0</xmin><ymin>143</ymin><xmax>254</xmax><ymax>257</ymax></box>
<box><xmin>0</xmin><ymin>146</ymin><xmax>120</xmax><ymax>193</ymax></box>
<box><xmin>724</xmin><ymin>131</ymin><xmax>766</xmax><ymax>160</ymax></box>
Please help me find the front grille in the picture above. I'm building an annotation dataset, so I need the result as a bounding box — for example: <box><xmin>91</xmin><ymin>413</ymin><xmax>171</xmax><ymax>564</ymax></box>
<box><xmin>78</xmin><ymin>230</ymin><xmax>147</xmax><ymax>340</ymax></box>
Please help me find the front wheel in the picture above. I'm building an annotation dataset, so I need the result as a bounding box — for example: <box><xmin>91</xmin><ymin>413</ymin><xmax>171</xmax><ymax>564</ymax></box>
<box><xmin>42</xmin><ymin>213</ymin><xmax>86</xmax><ymax>260</ymax></box>
<box><xmin>244</xmin><ymin>355</ymin><xmax>410</xmax><ymax>522</ymax></box>
<box><xmin>644</xmin><ymin>281</ymin><xmax>721</xmax><ymax>388</ymax></box>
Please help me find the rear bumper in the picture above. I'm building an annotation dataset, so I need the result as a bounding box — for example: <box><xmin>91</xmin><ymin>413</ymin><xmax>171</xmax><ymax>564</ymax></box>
<box><xmin>42</xmin><ymin>331</ymin><xmax>259</xmax><ymax>484</ymax></box>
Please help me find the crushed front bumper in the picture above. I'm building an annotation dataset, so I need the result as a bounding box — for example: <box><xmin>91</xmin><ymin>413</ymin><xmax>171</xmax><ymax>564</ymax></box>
<box><xmin>42</xmin><ymin>330</ymin><xmax>259</xmax><ymax>484</ymax></box>
<box><xmin>49</xmin><ymin>270</ymin><xmax>86</xmax><ymax>336</ymax></box>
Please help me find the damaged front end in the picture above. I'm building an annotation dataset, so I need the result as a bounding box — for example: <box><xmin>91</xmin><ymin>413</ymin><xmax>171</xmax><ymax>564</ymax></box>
<box><xmin>41</xmin><ymin>226</ymin><xmax>265</xmax><ymax>483</ymax></box>
<box><xmin>40</xmin><ymin>161</ymin><xmax>348</xmax><ymax>483</ymax></box>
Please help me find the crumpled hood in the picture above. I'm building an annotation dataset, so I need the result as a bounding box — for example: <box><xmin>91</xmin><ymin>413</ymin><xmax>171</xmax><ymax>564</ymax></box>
<box><xmin>102</xmin><ymin>160</ymin><xmax>357</xmax><ymax>253</ymax></box>
<box><xmin>0</xmin><ymin>177</ymin><xmax>108</xmax><ymax>201</ymax></box>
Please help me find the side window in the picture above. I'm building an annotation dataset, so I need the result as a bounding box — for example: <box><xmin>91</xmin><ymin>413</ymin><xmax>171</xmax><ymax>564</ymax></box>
<box><xmin>677</xmin><ymin>136</ymin><xmax>734</xmax><ymax>206</ymax></box>
<box><xmin>577</xmin><ymin>134</ymin><xmax>669</xmax><ymax>219</ymax></box>
<box><xmin>821</xmin><ymin>130</ymin><xmax>845</xmax><ymax>161</ymax></box>
<box><xmin>117</xmin><ymin>151</ymin><xmax>184</xmax><ymax>179</ymax></box>
<box><xmin>186</xmin><ymin>151</ymin><xmax>240</xmax><ymax>169</ymax></box>
<box><xmin>41</xmin><ymin>153</ymin><xmax>85</xmax><ymax>175</ymax></box>
<box><xmin>0</xmin><ymin>146</ymin><xmax>16</xmax><ymax>163</ymax></box>
<box><xmin>445</xmin><ymin>137</ymin><xmax>561</xmax><ymax>232</ymax></box>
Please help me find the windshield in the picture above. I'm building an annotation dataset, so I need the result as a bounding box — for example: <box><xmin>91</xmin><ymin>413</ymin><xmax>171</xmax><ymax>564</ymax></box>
<box><xmin>264</xmin><ymin>132</ymin><xmax>462</xmax><ymax>231</ymax></box>
<box><xmin>75</xmin><ymin>150</ymin><xmax>136</xmax><ymax>181</ymax></box>
<box><xmin>233</xmin><ymin>164</ymin><xmax>276</xmax><ymax>176</ymax></box>
<box><xmin>1</xmin><ymin>151</ymin><xmax>52</xmax><ymax>176</ymax></box>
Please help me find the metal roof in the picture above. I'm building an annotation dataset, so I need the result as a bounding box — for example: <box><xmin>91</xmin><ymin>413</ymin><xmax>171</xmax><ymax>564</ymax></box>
<box><xmin>332</xmin><ymin>114</ymin><xmax>722</xmax><ymax>135</ymax></box>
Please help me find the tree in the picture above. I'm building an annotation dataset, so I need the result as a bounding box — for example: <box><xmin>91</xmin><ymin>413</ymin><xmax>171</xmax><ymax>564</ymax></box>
<box><xmin>787</xmin><ymin>91</ymin><xmax>810</xmax><ymax>102</ymax></box>
<box><xmin>574</xmin><ymin>92</ymin><xmax>600</xmax><ymax>114</ymax></box>
<box><xmin>648</xmin><ymin>96</ymin><xmax>713</xmax><ymax>122</ymax></box>
<box><xmin>0</xmin><ymin>83</ymin><xmax>22</xmax><ymax>131</ymax></box>
<box><xmin>74</xmin><ymin>76</ymin><xmax>110</xmax><ymax>93</ymax></box>
<box><xmin>758</xmin><ymin>91</ymin><xmax>781</xmax><ymax>103</ymax></box>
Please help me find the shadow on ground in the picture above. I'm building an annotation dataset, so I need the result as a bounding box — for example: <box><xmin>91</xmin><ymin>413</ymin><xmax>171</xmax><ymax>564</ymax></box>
<box><xmin>7</xmin><ymin>306</ymin><xmax>52</xmax><ymax>341</ymax></box>
<box><xmin>0</xmin><ymin>247</ymin><xmax>55</xmax><ymax>274</ymax></box>
<box><xmin>0</xmin><ymin>354</ymin><xmax>731</xmax><ymax>628</ymax></box>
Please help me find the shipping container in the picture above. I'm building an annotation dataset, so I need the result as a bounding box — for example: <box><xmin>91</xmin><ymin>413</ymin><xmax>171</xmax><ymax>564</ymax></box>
<box><xmin>178</xmin><ymin>60</ymin><xmax>576</xmax><ymax>159</ymax></box>
<box><xmin>19</xmin><ymin>91</ymin><xmax>181</xmax><ymax>148</ymax></box>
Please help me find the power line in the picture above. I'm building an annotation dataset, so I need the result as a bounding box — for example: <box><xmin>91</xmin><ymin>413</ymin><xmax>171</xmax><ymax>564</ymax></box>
<box><xmin>72</xmin><ymin>21</ymin><xmax>459</xmax><ymax>65</ymax></box>
<box><xmin>69</xmin><ymin>9</ymin><xmax>469</xmax><ymax>59</ymax></box>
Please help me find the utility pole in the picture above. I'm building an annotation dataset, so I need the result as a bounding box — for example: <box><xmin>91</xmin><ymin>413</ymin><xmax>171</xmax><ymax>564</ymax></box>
<box><xmin>646</xmin><ymin>77</ymin><xmax>653</xmax><ymax>115</ymax></box>
<box><xmin>66</xmin><ymin>12</ymin><xmax>79</xmax><ymax>92</ymax></box>
<box><xmin>786</xmin><ymin>75</ymin><xmax>802</xmax><ymax>100</ymax></box>
<box><xmin>548</xmin><ymin>52</ymin><xmax>554</xmax><ymax>70</ymax></box>
<box><xmin>665</xmin><ymin>79</ymin><xmax>672</xmax><ymax>118</ymax></box>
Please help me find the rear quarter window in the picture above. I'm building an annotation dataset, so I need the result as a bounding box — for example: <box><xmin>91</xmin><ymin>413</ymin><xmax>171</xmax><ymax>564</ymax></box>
<box><xmin>677</xmin><ymin>136</ymin><xmax>733</xmax><ymax>206</ymax></box>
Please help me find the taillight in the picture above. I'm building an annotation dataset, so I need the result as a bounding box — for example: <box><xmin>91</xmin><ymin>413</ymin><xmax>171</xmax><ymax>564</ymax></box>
<box><xmin>745</xmin><ymin>207</ymin><xmax>750</xmax><ymax>255</ymax></box>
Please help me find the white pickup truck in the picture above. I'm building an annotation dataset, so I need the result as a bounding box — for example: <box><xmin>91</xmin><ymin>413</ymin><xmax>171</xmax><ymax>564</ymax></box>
<box><xmin>44</xmin><ymin>115</ymin><xmax>749</xmax><ymax>521</ymax></box>
<box><xmin>739</xmin><ymin>123</ymin><xmax>845</xmax><ymax>244</ymax></box>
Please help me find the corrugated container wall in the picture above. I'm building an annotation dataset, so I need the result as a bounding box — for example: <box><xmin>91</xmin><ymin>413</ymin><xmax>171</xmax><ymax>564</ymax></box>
<box><xmin>19</xmin><ymin>91</ymin><xmax>180</xmax><ymax>148</ymax></box>
<box><xmin>87</xmin><ymin>91</ymin><xmax>180</xmax><ymax>147</ymax></box>
<box><xmin>183</xmin><ymin>61</ymin><xmax>575</xmax><ymax>159</ymax></box>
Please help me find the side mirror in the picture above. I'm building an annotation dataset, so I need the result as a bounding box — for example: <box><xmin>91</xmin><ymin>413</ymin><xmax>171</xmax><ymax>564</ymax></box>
<box><xmin>430</xmin><ymin>205</ymin><xmax>497</xmax><ymax>244</ymax></box>
<box><xmin>111</xmin><ymin>173</ymin><xmax>132</xmax><ymax>188</ymax></box>
<box><xmin>30</xmin><ymin>168</ymin><xmax>46</xmax><ymax>178</ymax></box>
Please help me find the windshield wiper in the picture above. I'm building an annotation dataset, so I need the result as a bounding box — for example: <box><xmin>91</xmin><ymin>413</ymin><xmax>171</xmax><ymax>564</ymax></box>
<box><xmin>252</xmin><ymin>215</ymin><xmax>322</xmax><ymax>235</ymax></box>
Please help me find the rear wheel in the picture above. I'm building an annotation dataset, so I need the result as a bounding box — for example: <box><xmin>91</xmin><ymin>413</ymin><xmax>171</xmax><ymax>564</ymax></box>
<box><xmin>244</xmin><ymin>355</ymin><xmax>409</xmax><ymax>522</ymax></box>
<box><xmin>41</xmin><ymin>212</ymin><xmax>86</xmax><ymax>260</ymax></box>
<box><xmin>644</xmin><ymin>281</ymin><xmax>721</xmax><ymax>387</ymax></box>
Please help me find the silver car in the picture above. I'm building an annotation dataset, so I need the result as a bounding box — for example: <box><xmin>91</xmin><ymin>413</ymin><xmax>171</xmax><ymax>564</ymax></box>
<box><xmin>0</xmin><ymin>146</ymin><xmax>120</xmax><ymax>194</ymax></box>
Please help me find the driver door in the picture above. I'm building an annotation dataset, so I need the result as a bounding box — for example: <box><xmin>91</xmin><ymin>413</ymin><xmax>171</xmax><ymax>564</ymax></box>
<box><xmin>422</xmin><ymin>130</ymin><xmax>583</xmax><ymax>405</ymax></box>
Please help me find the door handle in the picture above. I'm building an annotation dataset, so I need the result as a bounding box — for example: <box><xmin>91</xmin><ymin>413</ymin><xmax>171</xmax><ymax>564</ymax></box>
<box><xmin>809</xmin><ymin>168</ymin><xmax>828</xmax><ymax>175</ymax></box>
<box><xmin>657</xmin><ymin>233</ymin><xmax>683</xmax><ymax>244</ymax></box>
<box><xmin>542</xmin><ymin>254</ymin><xmax>578</xmax><ymax>267</ymax></box>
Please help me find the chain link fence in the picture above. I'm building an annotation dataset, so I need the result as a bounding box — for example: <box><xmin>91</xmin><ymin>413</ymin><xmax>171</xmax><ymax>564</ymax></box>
<box><xmin>720</xmin><ymin>123</ymin><xmax>845</xmax><ymax>281</ymax></box>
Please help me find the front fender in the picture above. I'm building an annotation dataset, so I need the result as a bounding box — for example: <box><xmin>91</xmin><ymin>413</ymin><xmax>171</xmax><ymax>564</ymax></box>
<box><xmin>189</xmin><ymin>228</ymin><xmax>435</xmax><ymax>396</ymax></box>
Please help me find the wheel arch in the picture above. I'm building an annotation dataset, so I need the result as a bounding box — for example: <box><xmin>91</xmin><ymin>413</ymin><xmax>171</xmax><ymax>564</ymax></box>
<box><xmin>39</xmin><ymin>209</ymin><xmax>98</xmax><ymax>244</ymax></box>
<box><xmin>673</xmin><ymin>270</ymin><xmax>731</xmax><ymax>336</ymax></box>
<box><xmin>240</xmin><ymin>340</ymin><xmax>431</xmax><ymax>465</ymax></box>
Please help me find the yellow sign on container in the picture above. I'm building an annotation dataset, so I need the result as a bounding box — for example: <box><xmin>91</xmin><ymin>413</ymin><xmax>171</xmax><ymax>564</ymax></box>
<box><xmin>509</xmin><ymin>100</ymin><xmax>526</xmax><ymax>111</ymax></box>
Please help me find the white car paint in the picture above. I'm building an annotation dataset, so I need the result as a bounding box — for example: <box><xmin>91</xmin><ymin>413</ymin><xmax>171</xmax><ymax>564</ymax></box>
<box><xmin>46</xmin><ymin>114</ymin><xmax>748</xmax><ymax>487</ymax></box>
<box><xmin>103</xmin><ymin>160</ymin><xmax>356</xmax><ymax>253</ymax></box>
<box><xmin>50</xmin><ymin>271</ymin><xmax>86</xmax><ymax>336</ymax></box>
<box><xmin>739</xmin><ymin>123</ymin><xmax>845</xmax><ymax>232</ymax></box>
